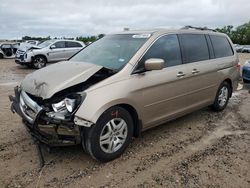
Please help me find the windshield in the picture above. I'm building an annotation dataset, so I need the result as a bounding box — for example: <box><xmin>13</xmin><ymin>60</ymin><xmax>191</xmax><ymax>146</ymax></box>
<box><xmin>38</xmin><ymin>40</ymin><xmax>55</xmax><ymax>48</ymax></box>
<box><xmin>70</xmin><ymin>34</ymin><xmax>149</xmax><ymax>70</ymax></box>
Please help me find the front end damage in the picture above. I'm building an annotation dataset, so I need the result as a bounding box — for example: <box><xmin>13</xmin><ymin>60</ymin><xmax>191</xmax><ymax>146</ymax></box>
<box><xmin>9</xmin><ymin>65</ymin><xmax>115</xmax><ymax>147</ymax></box>
<box><xmin>9</xmin><ymin>87</ymin><xmax>82</xmax><ymax>146</ymax></box>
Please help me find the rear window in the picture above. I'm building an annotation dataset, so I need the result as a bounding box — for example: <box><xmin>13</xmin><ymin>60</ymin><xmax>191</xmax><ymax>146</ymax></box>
<box><xmin>179</xmin><ymin>34</ymin><xmax>210</xmax><ymax>63</ymax></box>
<box><xmin>210</xmin><ymin>35</ymin><xmax>234</xmax><ymax>58</ymax></box>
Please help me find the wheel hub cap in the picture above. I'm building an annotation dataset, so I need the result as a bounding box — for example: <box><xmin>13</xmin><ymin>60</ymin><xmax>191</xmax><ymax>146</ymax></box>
<box><xmin>99</xmin><ymin>118</ymin><xmax>128</xmax><ymax>153</ymax></box>
<box><xmin>218</xmin><ymin>86</ymin><xmax>228</xmax><ymax>107</ymax></box>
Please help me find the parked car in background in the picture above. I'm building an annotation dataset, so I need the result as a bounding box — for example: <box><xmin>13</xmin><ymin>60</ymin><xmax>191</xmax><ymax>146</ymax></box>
<box><xmin>10</xmin><ymin>29</ymin><xmax>239</xmax><ymax>162</ymax></box>
<box><xmin>242</xmin><ymin>60</ymin><xmax>250</xmax><ymax>83</ymax></box>
<box><xmin>15</xmin><ymin>39</ymin><xmax>85</xmax><ymax>68</ymax></box>
<box><xmin>24</xmin><ymin>40</ymin><xmax>41</xmax><ymax>46</ymax></box>
<box><xmin>242</xmin><ymin>45</ymin><xmax>250</xmax><ymax>53</ymax></box>
<box><xmin>233</xmin><ymin>44</ymin><xmax>244</xmax><ymax>52</ymax></box>
<box><xmin>0</xmin><ymin>42</ymin><xmax>19</xmax><ymax>59</ymax></box>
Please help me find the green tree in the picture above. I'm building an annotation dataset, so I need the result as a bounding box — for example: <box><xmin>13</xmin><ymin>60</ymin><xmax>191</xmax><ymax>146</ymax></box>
<box><xmin>216</xmin><ymin>21</ymin><xmax>250</xmax><ymax>45</ymax></box>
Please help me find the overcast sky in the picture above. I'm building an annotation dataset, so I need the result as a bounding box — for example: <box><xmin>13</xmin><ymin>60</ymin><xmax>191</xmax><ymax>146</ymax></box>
<box><xmin>0</xmin><ymin>0</ymin><xmax>249</xmax><ymax>39</ymax></box>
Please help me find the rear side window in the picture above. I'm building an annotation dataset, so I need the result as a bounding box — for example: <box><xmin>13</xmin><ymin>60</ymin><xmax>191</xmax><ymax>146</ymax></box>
<box><xmin>179</xmin><ymin>34</ymin><xmax>209</xmax><ymax>63</ymax></box>
<box><xmin>54</xmin><ymin>41</ymin><xmax>65</xmax><ymax>48</ymax></box>
<box><xmin>66</xmin><ymin>41</ymin><xmax>82</xmax><ymax>48</ymax></box>
<box><xmin>141</xmin><ymin>34</ymin><xmax>182</xmax><ymax>67</ymax></box>
<box><xmin>209</xmin><ymin>35</ymin><xmax>233</xmax><ymax>58</ymax></box>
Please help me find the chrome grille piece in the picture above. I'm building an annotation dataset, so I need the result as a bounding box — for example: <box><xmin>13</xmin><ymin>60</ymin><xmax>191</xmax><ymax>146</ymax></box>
<box><xmin>19</xmin><ymin>91</ymin><xmax>43</xmax><ymax>124</ymax></box>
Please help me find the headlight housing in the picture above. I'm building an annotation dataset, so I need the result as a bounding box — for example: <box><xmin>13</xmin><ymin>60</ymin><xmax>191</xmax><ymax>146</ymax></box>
<box><xmin>51</xmin><ymin>93</ymin><xmax>85</xmax><ymax>114</ymax></box>
<box><xmin>52</xmin><ymin>98</ymin><xmax>76</xmax><ymax>113</ymax></box>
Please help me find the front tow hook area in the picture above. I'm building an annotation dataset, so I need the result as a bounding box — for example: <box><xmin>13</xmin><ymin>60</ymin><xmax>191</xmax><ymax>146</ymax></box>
<box><xmin>8</xmin><ymin>87</ymin><xmax>45</xmax><ymax>168</ymax></box>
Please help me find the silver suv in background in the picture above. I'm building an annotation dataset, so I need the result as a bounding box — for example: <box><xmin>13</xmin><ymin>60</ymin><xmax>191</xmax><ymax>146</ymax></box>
<box><xmin>15</xmin><ymin>39</ymin><xmax>85</xmax><ymax>69</ymax></box>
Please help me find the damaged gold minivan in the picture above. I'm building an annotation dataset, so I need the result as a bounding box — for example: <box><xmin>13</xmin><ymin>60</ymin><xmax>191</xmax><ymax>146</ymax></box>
<box><xmin>10</xmin><ymin>28</ymin><xmax>240</xmax><ymax>161</ymax></box>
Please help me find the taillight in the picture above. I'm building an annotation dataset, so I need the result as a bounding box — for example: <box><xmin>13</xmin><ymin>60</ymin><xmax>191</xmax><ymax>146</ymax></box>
<box><xmin>236</xmin><ymin>62</ymin><xmax>240</xmax><ymax>71</ymax></box>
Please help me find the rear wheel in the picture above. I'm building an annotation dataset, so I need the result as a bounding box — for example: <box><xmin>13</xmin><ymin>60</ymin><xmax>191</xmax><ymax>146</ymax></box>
<box><xmin>33</xmin><ymin>56</ymin><xmax>47</xmax><ymax>69</ymax></box>
<box><xmin>83</xmin><ymin>107</ymin><xmax>134</xmax><ymax>162</ymax></box>
<box><xmin>211</xmin><ymin>81</ymin><xmax>231</xmax><ymax>111</ymax></box>
<box><xmin>0</xmin><ymin>53</ymin><xmax>3</xmax><ymax>59</ymax></box>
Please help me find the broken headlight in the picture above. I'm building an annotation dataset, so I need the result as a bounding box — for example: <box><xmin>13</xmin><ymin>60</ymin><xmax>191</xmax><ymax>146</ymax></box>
<box><xmin>51</xmin><ymin>93</ymin><xmax>85</xmax><ymax>114</ymax></box>
<box><xmin>52</xmin><ymin>98</ymin><xmax>76</xmax><ymax>113</ymax></box>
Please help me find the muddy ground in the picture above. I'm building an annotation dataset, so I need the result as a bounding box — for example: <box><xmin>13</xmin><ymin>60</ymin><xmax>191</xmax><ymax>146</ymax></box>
<box><xmin>0</xmin><ymin>54</ymin><xmax>250</xmax><ymax>188</ymax></box>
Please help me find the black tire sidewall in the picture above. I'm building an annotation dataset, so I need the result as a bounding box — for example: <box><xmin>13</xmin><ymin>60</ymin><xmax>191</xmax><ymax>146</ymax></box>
<box><xmin>212</xmin><ymin>82</ymin><xmax>231</xmax><ymax>111</ymax></box>
<box><xmin>0</xmin><ymin>53</ymin><xmax>3</xmax><ymax>59</ymax></box>
<box><xmin>85</xmin><ymin>107</ymin><xmax>134</xmax><ymax>162</ymax></box>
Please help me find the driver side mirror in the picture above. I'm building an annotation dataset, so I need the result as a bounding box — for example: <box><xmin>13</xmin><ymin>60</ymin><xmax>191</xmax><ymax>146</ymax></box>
<box><xmin>50</xmin><ymin>45</ymin><xmax>56</xmax><ymax>49</ymax></box>
<box><xmin>145</xmin><ymin>58</ymin><xmax>165</xmax><ymax>71</ymax></box>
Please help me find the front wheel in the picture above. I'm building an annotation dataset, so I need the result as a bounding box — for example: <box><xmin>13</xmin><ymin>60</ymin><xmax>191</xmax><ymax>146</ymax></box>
<box><xmin>83</xmin><ymin>107</ymin><xmax>134</xmax><ymax>162</ymax></box>
<box><xmin>33</xmin><ymin>56</ymin><xmax>47</xmax><ymax>69</ymax></box>
<box><xmin>211</xmin><ymin>81</ymin><xmax>231</xmax><ymax>111</ymax></box>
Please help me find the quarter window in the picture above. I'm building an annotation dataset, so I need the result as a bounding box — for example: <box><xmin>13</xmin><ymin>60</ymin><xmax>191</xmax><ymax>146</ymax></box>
<box><xmin>179</xmin><ymin>34</ymin><xmax>210</xmax><ymax>63</ymax></box>
<box><xmin>141</xmin><ymin>34</ymin><xmax>182</xmax><ymax>67</ymax></box>
<box><xmin>209</xmin><ymin>35</ymin><xmax>233</xmax><ymax>58</ymax></box>
<box><xmin>66</xmin><ymin>41</ymin><xmax>82</xmax><ymax>48</ymax></box>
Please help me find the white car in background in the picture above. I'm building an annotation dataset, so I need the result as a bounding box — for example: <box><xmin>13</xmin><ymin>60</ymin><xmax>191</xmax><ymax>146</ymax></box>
<box><xmin>25</xmin><ymin>40</ymin><xmax>41</xmax><ymax>46</ymax></box>
<box><xmin>242</xmin><ymin>45</ymin><xmax>250</xmax><ymax>53</ymax></box>
<box><xmin>0</xmin><ymin>42</ymin><xmax>19</xmax><ymax>59</ymax></box>
<box><xmin>233</xmin><ymin>44</ymin><xmax>244</xmax><ymax>52</ymax></box>
<box><xmin>15</xmin><ymin>39</ymin><xmax>85</xmax><ymax>68</ymax></box>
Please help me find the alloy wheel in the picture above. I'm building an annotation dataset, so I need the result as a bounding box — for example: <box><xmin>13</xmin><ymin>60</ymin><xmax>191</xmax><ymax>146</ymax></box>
<box><xmin>34</xmin><ymin>57</ymin><xmax>45</xmax><ymax>69</ymax></box>
<box><xmin>218</xmin><ymin>86</ymin><xmax>228</xmax><ymax>107</ymax></box>
<box><xmin>99</xmin><ymin>118</ymin><xmax>128</xmax><ymax>153</ymax></box>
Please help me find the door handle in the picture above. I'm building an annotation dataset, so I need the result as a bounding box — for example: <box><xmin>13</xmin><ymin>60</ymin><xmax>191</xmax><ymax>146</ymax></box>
<box><xmin>192</xmin><ymin>69</ymin><xmax>200</xmax><ymax>74</ymax></box>
<box><xmin>177</xmin><ymin>72</ymin><xmax>186</xmax><ymax>78</ymax></box>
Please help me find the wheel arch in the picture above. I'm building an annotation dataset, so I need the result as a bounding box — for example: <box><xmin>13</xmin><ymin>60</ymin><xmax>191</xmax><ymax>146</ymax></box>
<box><xmin>33</xmin><ymin>54</ymin><xmax>48</xmax><ymax>63</ymax></box>
<box><xmin>116</xmin><ymin>103</ymin><xmax>142</xmax><ymax>138</ymax></box>
<box><xmin>91</xmin><ymin>102</ymin><xmax>142</xmax><ymax>138</ymax></box>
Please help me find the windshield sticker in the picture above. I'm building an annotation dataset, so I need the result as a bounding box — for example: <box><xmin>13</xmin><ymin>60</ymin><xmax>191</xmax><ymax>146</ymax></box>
<box><xmin>118</xmin><ymin>58</ymin><xmax>125</xmax><ymax>62</ymax></box>
<box><xmin>132</xmin><ymin>34</ymin><xmax>151</xmax><ymax>39</ymax></box>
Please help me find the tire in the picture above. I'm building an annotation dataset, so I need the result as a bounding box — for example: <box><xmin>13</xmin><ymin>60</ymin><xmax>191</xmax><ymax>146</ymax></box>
<box><xmin>33</xmin><ymin>55</ymin><xmax>47</xmax><ymax>69</ymax></box>
<box><xmin>83</xmin><ymin>107</ymin><xmax>134</xmax><ymax>162</ymax></box>
<box><xmin>243</xmin><ymin>78</ymin><xmax>250</xmax><ymax>83</ymax></box>
<box><xmin>26</xmin><ymin>64</ymin><xmax>34</xmax><ymax>69</ymax></box>
<box><xmin>211</xmin><ymin>81</ymin><xmax>231</xmax><ymax>111</ymax></box>
<box><xmin>0</xmin><ymin>53</ymin><xmax>3</xmax><ymax>59</ymax></box>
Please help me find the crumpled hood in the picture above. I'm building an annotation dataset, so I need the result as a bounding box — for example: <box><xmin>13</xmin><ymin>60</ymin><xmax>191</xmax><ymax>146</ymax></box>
<box><xmin>18</xmin><ymin>43</ymin><xmax>41</xmax><ymax>51</ymax></box>
<box><xmin>21</xmin><ymin>61</ymin><xmax>103</xmax><ymax>99</ymax></box>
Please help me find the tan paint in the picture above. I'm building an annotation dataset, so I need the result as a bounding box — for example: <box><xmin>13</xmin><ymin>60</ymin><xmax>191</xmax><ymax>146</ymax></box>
<box><xmin>75</xmin><ymin>30</ymin><xmax>239</xmax><ymax>130</ymax></box>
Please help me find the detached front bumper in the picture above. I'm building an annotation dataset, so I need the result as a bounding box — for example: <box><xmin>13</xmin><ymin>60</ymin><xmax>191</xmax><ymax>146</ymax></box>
<box><xmin>9</xmin><ymin>87</ymin><xmax>81</xmax><ymax>146</ymax></box>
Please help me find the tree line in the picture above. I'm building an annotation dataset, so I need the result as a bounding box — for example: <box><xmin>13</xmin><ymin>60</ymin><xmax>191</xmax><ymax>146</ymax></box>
<box><xmin>21</xmin><ymin>21</ymin><xmax>250</xmax><ymax>45</ymax></box>
<box><xmin>21</xmin><ymin>34</ymin><xmax>105</xmax><ymax>44</ymax></box>
<box><xmin>216</xmin><ymin>21</ymin><xmax>250</xmax><ymax>45</ymax></box>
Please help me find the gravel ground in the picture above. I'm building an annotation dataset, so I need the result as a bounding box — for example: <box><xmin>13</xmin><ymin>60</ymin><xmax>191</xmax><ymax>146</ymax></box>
<box><xmin>0</xmin><ymin>54</ymin><xmax>250</xmax><ymax>188</ymax></box>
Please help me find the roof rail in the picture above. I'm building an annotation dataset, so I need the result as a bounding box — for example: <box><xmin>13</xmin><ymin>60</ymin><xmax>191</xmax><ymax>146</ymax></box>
<box><xmin>182</xmin><ymin>25</ymin><xmax>217</xmax><ymax>32</ymax></box>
